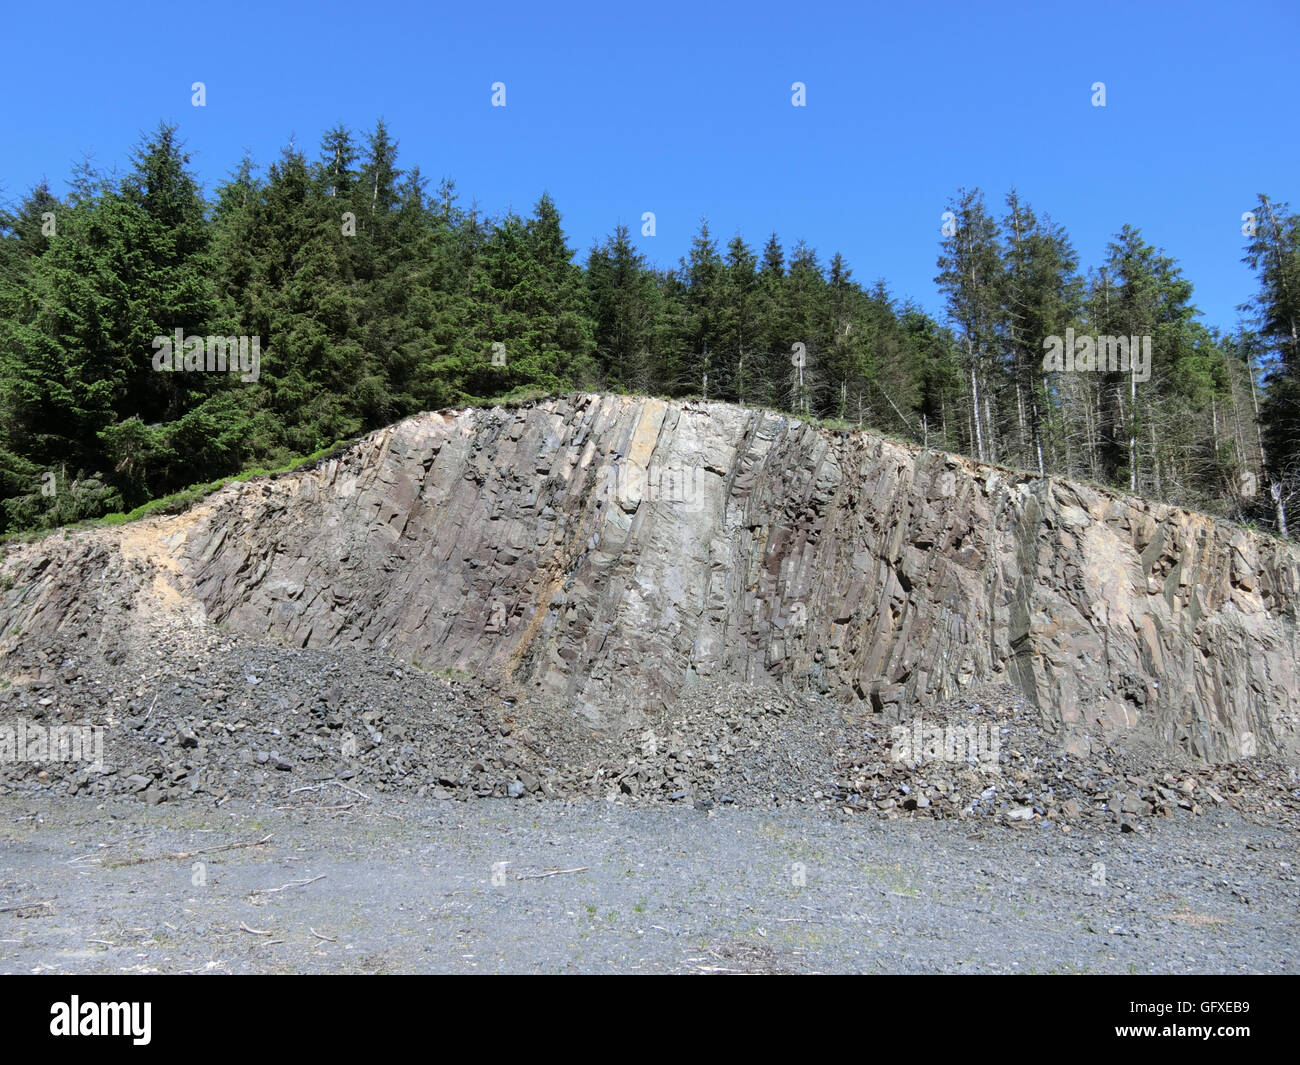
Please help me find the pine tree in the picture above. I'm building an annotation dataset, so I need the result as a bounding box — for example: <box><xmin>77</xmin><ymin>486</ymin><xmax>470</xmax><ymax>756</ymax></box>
<box><xmin>242</xmin><ymin>142</ymin><xmax>364</xmax><ymax>456</ymax></box>
<box><xmin>1089</xmin><ymin>226</ymin><xmax>1198</xmax><ymax>493</ymax></box>
<box><xmin>586</xmin><ymin>223</ymin><xmax>659</xmax><ymax>392</ymax></box>
<box><xmin>440</xmin><ymin>194</ymin><xmax>595</xmax><ymax>402</ymax></box>
<box><xmin>1</xmin><ymin>124</ymin><xmax>222</xmax><ymax>513</ymax></box>
<box><xmin>677</xmin><ymin>219</ymin><xmax>724</xmax><ymax>398</ymax></box>
<box><xmin>1243</xmin><ymin>195</ymin><xmax>1299</xmax><ymax>535</ymax></box>
<box><xmin>936</xmin><ymin>189</ymin><xmax>1003</xmax><ymax>462</ymax></box>
<box><xmin>1000</xmin><ymin>192</ymin><xmax>1081</xmax><ymax>474</ymax></box>
<box><xmin>822</xmin><ymin>252</ymin><xmax>861</xmax><ymax>420</ymax></box>
<box><xmin>783</xmin><ymin>241</ymin><xmax>828</xmax><ymax>415</ymax></box>
<box><xmin>720</xmin><ymin>235</ymin><xmax>759</xmax><ymax>404</ymax></box>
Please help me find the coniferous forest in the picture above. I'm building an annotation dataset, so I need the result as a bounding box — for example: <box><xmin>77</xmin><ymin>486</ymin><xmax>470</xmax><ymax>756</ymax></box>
<box><xmin>1</xmin><ymin>120</ymin><xmax>1296</xmax><ymax>537</ymax></box>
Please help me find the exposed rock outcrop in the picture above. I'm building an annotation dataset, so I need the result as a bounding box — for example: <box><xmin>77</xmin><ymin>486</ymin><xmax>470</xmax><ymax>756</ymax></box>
<box><xmin>2</xmin><ymin>394</ymin><xmax>1297</xmax><ymax>764</ymax></box>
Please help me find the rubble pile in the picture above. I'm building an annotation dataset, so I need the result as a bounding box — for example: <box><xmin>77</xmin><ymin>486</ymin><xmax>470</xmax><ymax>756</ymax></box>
<box><xmin>1</xmin><ymin>632</ymin><xmax>1295</xmax><ymax>834</ymax></box>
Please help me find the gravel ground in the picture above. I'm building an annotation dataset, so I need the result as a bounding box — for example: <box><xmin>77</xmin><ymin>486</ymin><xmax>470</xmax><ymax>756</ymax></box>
<box><xmin>2</xmin><ymin>558</ymin><xmax>1297</xmax><ymax>975</ymax></box>
<box><xmin>1</xmin><ymin>792</ymin><xmax>1296</xmax><ymax>974</ymax></box>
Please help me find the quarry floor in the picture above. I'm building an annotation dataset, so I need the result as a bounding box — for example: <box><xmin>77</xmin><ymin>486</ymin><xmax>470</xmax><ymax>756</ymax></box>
<box><xmin>1</xmin><ymin>793</ymin><xmax>1296</xmax><ymax>974</ymax></box>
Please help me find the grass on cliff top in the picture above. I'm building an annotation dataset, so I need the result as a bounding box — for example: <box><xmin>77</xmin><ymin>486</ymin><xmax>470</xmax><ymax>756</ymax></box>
<box><xmin>0</xmin><ymin>439</ymin><xmax>356</xmax><ymax>545</ymax></box>
<box><xmin>97</xmin><ymin>439</ymin><xmax>356</xmax><ymax>525</ymax></box>
<box><xmin>1</xmin><ymin>386</ymin><xmax>552</xmax><ymax>542</ymax></box>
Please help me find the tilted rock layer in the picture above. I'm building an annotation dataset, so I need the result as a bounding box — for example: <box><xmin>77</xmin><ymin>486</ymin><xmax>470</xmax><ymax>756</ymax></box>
<box><xmin>2</xmin><ymin>394</ymin><xmax>1297</xmax><ymax>764</ymax></box>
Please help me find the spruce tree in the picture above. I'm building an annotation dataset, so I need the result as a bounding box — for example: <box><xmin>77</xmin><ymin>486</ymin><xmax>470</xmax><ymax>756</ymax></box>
<box><xmin>1243</xmin><ymin>195</ymin><xmax>1299</xmax><ymax>534</ymax></box>
<box><xmin>586</xmin><ymin>223</ymin><xmax>659</xmax><ymax>392</ymax></box>
<box><xmin>936</xmin><ymin>188</ymin><xmax>1003</xmax><ymax>462</ymax></box>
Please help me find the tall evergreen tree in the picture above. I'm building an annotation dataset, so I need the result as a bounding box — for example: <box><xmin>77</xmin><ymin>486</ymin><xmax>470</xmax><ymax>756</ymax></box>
<box><xmin>1088</xmin><ymin>226</ymin><xmax>1198</xmax><ymax>492</ymax></box>
<box><xmin>1243</xmin><ymin>195</ymin><xmax>1300</xmax><ymax>534</ymax></box>
<box><xmin>782</xmin><ymin>241</ymin><xmax>828</xmax><ymax>414</ymax></box>
<box><xmin>1001</xmin><ymin>192</ymin><xmax>1081</xmax><ymax>474</ymax></box>
<box><xmin>677</xmin><ymin>219</ymin><xmax>724</xmax><ymax>397</ymax></box>
<box><xmin>719</xmin><ymin>235</ymin><xmax>759</xmax><ymax>405</ymax></box>
<box><xmin>586</xmin><ymin>223</ymin><xmax>659</xmax><ymax>392</ymax></box>
<box><xmin>936</xmin><ymin>188</ymin><xmax>1003</xmax><ymax>462</ymax></box>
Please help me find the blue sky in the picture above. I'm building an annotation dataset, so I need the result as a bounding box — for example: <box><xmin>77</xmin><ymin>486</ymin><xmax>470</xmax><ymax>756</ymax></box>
<box><xmin>2</xmin><ymin>0</ymin><xmax>1295</xmax><ymax>333</ymax></box>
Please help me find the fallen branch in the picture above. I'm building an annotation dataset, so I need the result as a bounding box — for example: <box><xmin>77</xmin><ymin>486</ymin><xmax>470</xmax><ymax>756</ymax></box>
<box><xmin>249</xmin><ymin>875</ymin><xmax>326</xmax><ymax>896</ymax></box>
<box><xmin>0</xmin><ymin>900</ymin><xmax>53</xmax><ymax>914</ymax></box>
<box><xmin>116</xmin><ymin>834</ymin><xmax>272</xmax><ymax>866</ymax></box>
<box><xmin>276</xmin><ymin>801</ymin><xmax>366</xmax><ymax>815</ymax></box>
<box><xmin>239</xmin><ymin>922</ymin><xmax>273</xmax><ymax>936</ymax></box>
<box><xmin>309</xmin><ymin>927</ymin><xmax>337</xmax><ymax>942</ymax></box>
<box><xmin>286</xmin><ymin>780</ymin><xmax>372</xmax><ymax>804</ymax></box>
<box><xmin>331</xmin><ymin>780</ymin><xmax>373</xmax><ymax>802</ymax></box>
<box><xmin>514</xmin><ymin>866</ymin><xmax>588</xmax><ymax>881</ymax></box>
<box><xmin>68</xmin><ymin>846</ymin><xmax>114</xmax><ymax>864</ymax></box>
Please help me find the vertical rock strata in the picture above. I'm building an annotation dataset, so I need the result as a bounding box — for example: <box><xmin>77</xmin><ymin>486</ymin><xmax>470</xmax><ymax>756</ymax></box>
<box><xmin>2</xmin><ymin>394</ymin><xmax>1297</xmax><ymax>763</ymax></box>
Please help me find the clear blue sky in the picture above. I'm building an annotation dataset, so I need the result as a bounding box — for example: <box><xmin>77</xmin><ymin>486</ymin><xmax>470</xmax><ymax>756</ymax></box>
<box><xmin>2</xmin><ymin>0</ymin><xmax>1295</xmax><ymax>334</ymax></box>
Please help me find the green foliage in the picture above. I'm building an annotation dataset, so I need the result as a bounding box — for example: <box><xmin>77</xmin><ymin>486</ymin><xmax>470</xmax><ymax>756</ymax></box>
<box><xmin>1242</xmin><ymin>196</ymin><xmax>1300</xmax><ymax>522</ymax></box>
<box><xmin>0</xmin><ymin>122</ymin><xmax>1292</xmax><ymax>539</ymax></box>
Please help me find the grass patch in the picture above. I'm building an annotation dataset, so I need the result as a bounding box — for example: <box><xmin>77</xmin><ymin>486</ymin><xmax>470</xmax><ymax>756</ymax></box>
<box><xmin>1</xmin><ymin>439</ymin><xmax>357</xmax><ymax>543</ymax></box>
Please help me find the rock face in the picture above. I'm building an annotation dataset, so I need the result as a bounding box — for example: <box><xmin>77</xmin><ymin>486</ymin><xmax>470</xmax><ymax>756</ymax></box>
<box><xmin>2</xmin><ymin>393</ymin><xmax>1298</xmax><ymax>763</ymax></box>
